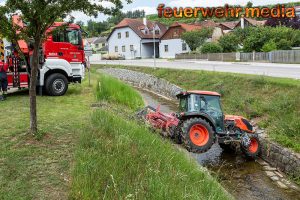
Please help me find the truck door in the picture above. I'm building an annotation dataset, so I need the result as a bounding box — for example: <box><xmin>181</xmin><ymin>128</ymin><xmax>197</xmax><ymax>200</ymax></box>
<box><xmin>48</xmin><ymin>29</ymin><xmax>84</xmax><ymax>63</ymax></box>
<box><xmin>58</xmin><ymin>29</ymin><xmax>84</xmax><ymax>63</ymax></box>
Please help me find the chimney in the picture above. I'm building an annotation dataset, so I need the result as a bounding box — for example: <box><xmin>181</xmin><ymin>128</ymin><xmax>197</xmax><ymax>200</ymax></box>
<box><xmin>241</xmin><ymin>16</ymin><xmax>245</xmax><ymax>29</ymax></box>
<box><xmin>143</xmin><ymin>18</ymin><xmax>147</xmax><ymax>26</ymax></box>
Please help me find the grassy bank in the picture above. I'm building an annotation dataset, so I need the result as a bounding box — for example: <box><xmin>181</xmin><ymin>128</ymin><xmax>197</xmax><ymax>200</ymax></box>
<box><xmin>95</xmin><ymin>65</ymin><xmax>300</xmax><ymax>153</ymax></box>
<box><xmin>70</xmin><ymin>74</ymin><xmax>231</xmax><ymax>199</ymax></box>
<box><xmin>0</xmin><ymin>69</ymin><xmax>230</xmax><ymax>199</ymax></box>
<box><xmin>0</xmin><ymin>71</ymin><xmax>96</xmax><ymax>199</ymax></box>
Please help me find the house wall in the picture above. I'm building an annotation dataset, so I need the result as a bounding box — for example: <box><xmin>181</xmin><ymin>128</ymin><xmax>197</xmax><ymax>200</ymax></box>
<box><xmin>159</xmin><ymin>39</ymin><xmax>190</xmax><ymax>58</ymax></box>
<box><xmin>108</xmin><ymin>27</ymin><xmax>141</xmax><ymax>59</ymax></box>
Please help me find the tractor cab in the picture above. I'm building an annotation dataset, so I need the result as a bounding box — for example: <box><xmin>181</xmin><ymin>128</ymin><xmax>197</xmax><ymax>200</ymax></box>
<box><xmin>176</xmin><ymin>91</ymin><xmax>225</xmax><ymax>134</ymax></box>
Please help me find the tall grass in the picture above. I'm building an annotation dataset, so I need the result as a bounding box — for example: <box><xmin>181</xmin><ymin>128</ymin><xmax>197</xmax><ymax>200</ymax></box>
<box><xmin>96</xmin><ymin>74</ymin><xmax>143</xmax><ymax>110</ymax></box>
<box><xmin>70</xmin><ymin>109</ymin><xmax>231</xmax><ymax>200</ymax></box>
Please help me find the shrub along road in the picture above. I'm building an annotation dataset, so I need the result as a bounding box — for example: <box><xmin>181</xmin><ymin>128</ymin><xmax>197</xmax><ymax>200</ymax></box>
<box><xmin>0</xmin><ymin>69</ymin><xmax>231</xmax><ymax>199</ymax></box>
<box><xmin>92</xmin><ymin>59</ymin><xmax>300</xmax><ymax>79</ymax></box>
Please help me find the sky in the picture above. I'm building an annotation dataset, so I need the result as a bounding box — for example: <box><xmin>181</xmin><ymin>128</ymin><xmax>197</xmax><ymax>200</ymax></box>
<box><xmin>0</xmin><ymin>0</ymin><xmax>299</xmax><ymax>23</ymax></box>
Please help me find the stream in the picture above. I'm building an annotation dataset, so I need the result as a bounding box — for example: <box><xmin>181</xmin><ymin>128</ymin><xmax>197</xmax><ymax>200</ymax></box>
<box><xmin>138</xmin><ymin>89</ymin><xmax>300</xmax><ymax>200</ymax></box>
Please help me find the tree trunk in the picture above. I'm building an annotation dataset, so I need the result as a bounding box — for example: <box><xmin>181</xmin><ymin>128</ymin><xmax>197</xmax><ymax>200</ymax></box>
<box><xmin>29</xmin><ymin>36</ymin><xmax>41</xmax><ymax>134</ymax></box>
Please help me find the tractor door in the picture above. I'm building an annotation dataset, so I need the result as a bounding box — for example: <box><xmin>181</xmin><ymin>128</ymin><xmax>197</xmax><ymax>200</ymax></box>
<box><xmin>200</xmin><ymin>95</ymin><xmax>225</xmax><ymax>133</ymax></box>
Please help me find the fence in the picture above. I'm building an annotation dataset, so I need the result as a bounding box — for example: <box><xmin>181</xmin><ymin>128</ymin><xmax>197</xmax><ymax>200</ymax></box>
<box><xmin>176</xmin><ymin>50</ymin><xmax>300</xmax><ymax>64</ymax></box>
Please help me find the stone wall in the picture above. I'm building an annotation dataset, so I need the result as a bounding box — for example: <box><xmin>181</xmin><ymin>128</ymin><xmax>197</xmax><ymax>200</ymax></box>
<box><xmin>100</xmin><ymin>68</ymin><xmax>183</xmax><ymax>100</ymax></box>
<box><xmin>260</xmin><ymin>136</ymin><xmax>300</xmax><ymax>178</ymax></box>
<box><xmin>100</xmin><ymin>68</ymin><xmax>300</xmax><ymax>178</ymax></box>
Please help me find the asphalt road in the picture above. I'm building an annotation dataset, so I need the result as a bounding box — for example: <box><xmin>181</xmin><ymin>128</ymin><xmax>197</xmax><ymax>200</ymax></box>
<box><xmin>92</xmin><ymin>59</ymin><xmax>300</xmax><ymax>79</ymax></box>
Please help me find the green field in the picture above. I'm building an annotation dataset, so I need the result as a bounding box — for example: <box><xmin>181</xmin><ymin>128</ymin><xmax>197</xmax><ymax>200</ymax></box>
<box><xmin>94</xmin><ymin>65</ymin><xmax>300</xmax><ymax>153</ymax></box>
<box><xmin>0</xmin><ymin>69</ymin><xmax>230</xmax><ymax>199</ymax></box>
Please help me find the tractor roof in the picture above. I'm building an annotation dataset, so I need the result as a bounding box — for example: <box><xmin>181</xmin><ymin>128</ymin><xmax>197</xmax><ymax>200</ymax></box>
<box><xmin>178</xmin><ymin>90</ymin><xmax>221</xmax><ymax>97</ymax></box>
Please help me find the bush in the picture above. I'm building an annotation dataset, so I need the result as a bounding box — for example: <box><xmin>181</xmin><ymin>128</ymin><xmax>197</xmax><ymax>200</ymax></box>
<box><xmin>276</xmin><ymin>39</ymin><xmax>292</xmax><ymax>50</ymax></box>
<box><xmin>237</xmin><ymin>26</ymin><xmax>298</xmax><ymax>52</ymax></box>
<box><xmin>261</xmin><ymin>40</ymin><xmax>277</xmax><ymax>52</ymax></box>
<box><xmin>200</xmin><ymin>42</ymin><xmax>223</xmax><ymax>53</ymax></box>
<box><xmin>218</xmin><ymin>33</ymin><xmax>239</xmax><ymax>52</ymax></box>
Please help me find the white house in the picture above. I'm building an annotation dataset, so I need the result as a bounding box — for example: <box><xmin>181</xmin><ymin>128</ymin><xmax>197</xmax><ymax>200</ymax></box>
<box><xmin>107</xmin><ymin>18</ymin><xmax>167</xmax><ymax>59</ymax></box>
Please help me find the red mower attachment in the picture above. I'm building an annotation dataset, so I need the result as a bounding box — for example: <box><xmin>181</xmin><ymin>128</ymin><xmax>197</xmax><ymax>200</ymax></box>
<box><xmin>138</xmin><ymin>105</ymin><xmax>179</xmax><ymax>137</ymax></box>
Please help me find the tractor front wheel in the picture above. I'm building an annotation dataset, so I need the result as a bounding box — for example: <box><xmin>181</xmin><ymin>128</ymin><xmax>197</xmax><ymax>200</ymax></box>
<box><xmin>241</xmin><ymin>134</ymin><xmax>261</xmax><ymax>159</ymax></box>
<box><xmin>181</xmin><ymin>118</ymin><xmax>215</xmax><ymax>153</ymax></box>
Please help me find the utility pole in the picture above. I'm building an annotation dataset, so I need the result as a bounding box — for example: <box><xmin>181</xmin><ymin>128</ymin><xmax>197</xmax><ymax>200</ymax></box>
<box><xmin>153</xmin><ymin>23</ymin><xmax>156</xmax><ymax>68</ymax></box>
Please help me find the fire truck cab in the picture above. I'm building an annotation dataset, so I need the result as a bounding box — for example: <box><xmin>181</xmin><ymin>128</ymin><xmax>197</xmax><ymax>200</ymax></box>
<box><xmin>3</xmin><ymin>15</ymin><xmax>86</xmax><ymax>96</ymax></box>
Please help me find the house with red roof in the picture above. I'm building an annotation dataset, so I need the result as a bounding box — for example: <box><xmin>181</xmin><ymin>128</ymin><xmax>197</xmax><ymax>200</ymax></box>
<box><xmin>159</xmin><ymin>21</ymin><xmax>223</xmax><ymax>58</ymax></box>
<box><xmin>159</xmin><ymin>22</ymin><xmax>201</xmax><ymax>58</ymax></box>
<box><xmin>107</xmin><ymin>18</ymin><xmax>167</xmax><ymax>59</ymax></box>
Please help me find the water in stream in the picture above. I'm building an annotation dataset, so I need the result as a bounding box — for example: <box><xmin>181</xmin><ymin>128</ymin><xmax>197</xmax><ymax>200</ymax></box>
<box><xmin>138</xmin><ymin>89</ymin><xmax>300</xmax><ymax>200</ymax></box>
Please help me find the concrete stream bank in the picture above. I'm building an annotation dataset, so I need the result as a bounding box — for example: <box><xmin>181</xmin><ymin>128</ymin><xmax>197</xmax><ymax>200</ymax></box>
<box><xmin>99</xmin><ymin>68</ymin><xmax>300</xmax><ymax>199</ymax></box>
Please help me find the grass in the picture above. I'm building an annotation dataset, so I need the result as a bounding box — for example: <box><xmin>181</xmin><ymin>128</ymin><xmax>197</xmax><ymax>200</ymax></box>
<box><xmin>70</xmin><ymin>72</ymin><xmax>231</xmax><ymax>200</ymax></box>
<box><xmin>96</xmin><ymin>74</ymin><xmax>143</xmax><ymax>110</ymax></box>
<box><xmin>0</xmin><ymin>71</ymin><xmax>96</xmax><ymax>199</ymax></box>
<box><xmin>94</xmin><ymin>65</ymin><xmax>300</xmax><ymax>153</ymax></box>
<box><xmin>0</xmin><ymin>69</ymin><xmax>231</xmax><ymax>199</ymax></box>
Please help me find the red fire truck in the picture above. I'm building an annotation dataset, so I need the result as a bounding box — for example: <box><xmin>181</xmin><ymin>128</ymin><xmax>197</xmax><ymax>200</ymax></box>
<box><xmin>1</xmin><ymin>15</ymin><xmax>85</xmax><ymax>96</ymax></box>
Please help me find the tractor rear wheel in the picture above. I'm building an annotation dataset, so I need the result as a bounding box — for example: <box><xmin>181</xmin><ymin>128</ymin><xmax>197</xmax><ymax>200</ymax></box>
<box><xmin>181</xmin><ymin>118</ymin><xmax>215</xmax><ymax>153</ymax></box>
<box><xmin>241</xmin><ymin>134</ymin><xmax>261</xmax><ymax>159</ymax></box>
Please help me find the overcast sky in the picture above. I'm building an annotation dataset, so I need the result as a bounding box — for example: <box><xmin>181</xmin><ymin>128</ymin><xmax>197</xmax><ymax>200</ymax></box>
<box><xmin>1</xmin><ymin>0</ymin><xmax>299</xmax><ymax>23</ymax></box>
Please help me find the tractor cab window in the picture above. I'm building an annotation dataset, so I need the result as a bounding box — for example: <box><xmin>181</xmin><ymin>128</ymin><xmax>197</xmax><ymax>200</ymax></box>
<box><xmin>201</xmin><ymin>95</ymin><xmax>224</xmax><ymax>132</ymax></box>
<box><xmin>188</xmin><ymin>94</ymin><xmax>201</xmax><ymax>112</ymax></box>
<box><xmin>200</xmin><ymin>95</ymin><xmax>222</xmax><ymax>114</ymax></box>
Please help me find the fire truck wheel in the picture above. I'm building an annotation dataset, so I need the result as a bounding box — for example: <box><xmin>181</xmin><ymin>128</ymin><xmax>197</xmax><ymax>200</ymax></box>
<box><xmin>182</xmin><ymin>118</ymin><xmax>215</xmax><ymax>153</ymax></box>
<box><xmin>45</xmin><ymin>73</ymin><xmax>68</xmax><ymax>96</ymax></box>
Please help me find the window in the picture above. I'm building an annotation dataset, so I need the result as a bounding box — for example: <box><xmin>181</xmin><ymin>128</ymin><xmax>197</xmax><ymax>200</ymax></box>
<box><xmin>102</xmin><ymin>43</ymin><xmax>105</xmax><ymax>47</ymax></box>
<box><xmin>155</xmin><ymin>30</ymin><xmax>160</xmax><ymax>35</ymax></box>
<box><xmin>130</xmin><ymin>45</ymin><xmax>134</xmax><ymax>51</ymax></box>
<box><xmin>122</xmin><ymin>45</ymin><xmax>126</xmax><ymax>52</ymax></box>
<box><xmin>115</xmin><ymin>46</ymin><xmax>118</xmax><ymax>52</ymax></box>
<box><xmin>66</xmin><ymin>30</ymin><xmax>79</xmax><ymax>45</ymax></box>
<box><xmin>182</xmin><ymin>43</ymin><xmax>187</xmax><ymax>51</ymax></box>
<box><xmin>164</xmin><ymin>45</ymin><xmax>169</xmax><ymax>52</ymax></box>
<box><xmin>126</xmin><ymin>31</ymin><xmax>129</xmax><ymax>38</ymax></box>
<box><xmin>118</xmin><ymin>32</ymin><xmax>121</xmax><ymax>39</ymax></box>
<box><xmin>95</xmin><ymin>44</ymin><xmax>99</xmax><ymax>48</ymax></box>
<box><xmin>53</xmin><ymin>29</ymin><xmax>80</xmax><ymax>45</ymax></box>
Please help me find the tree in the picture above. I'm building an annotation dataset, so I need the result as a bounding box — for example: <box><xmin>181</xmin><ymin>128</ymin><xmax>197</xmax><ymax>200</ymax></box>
<box><xmin>181</xmin><ymin>29</ymin><xmax>212</xmax><ymax>51</ymax></box>
<box><xmin>0</xmin><ymin>0</ymin><xmax>130</xmax><ymax>134</ymax></box>
<box><xmin>218</xmin><ymin>33</ymin><xmax>239</xmax><ymax>52</ymax></box>
<box><xmin>201</xmin><ymin>42</ymin><xmax>223</xmax><ymax>53</ymax></box>
<box><xmin>265</xmin><ymin>16</ymin><xmax>300</xmax><ymax>29</ymax></box>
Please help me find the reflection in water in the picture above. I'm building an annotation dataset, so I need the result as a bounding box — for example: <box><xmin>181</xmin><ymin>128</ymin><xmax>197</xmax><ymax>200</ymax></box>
<box><xmin>138</xmin><ymin>88</ymin><xmax>300</xmax><ymax>200</ymax></box>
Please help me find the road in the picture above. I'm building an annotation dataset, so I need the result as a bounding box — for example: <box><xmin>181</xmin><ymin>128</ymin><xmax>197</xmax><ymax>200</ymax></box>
<box><xmin>92</xmin><ymin>59</ymin><xmax>300</xmax><ymax>79</ymax></box>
